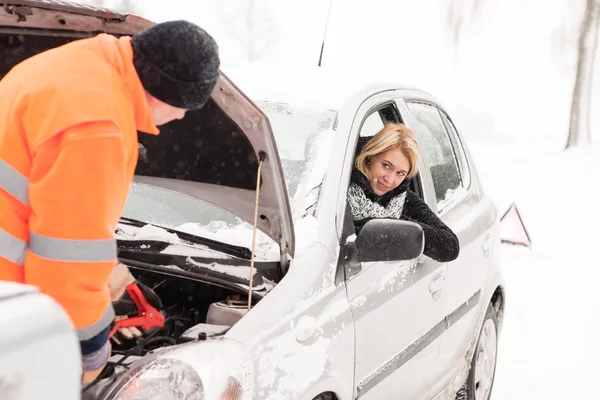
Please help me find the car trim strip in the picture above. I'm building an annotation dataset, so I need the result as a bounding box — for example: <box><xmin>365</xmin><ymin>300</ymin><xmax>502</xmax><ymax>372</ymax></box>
<box><xmin>446</xmin><ymin>290</ymin><xmax>481</xmax><ymax>330</ymax></box>
<box><xmin>355</xmin><ymin>289</ymin><xmax>482</xmax><ymax>399</ymax></box>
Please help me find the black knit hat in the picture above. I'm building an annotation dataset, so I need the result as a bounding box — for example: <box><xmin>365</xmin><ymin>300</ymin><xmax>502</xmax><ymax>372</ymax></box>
<box><xmin>131</xmin><ymin>20</ymin><xmax>220</xmax><ymax>110</ymax></box>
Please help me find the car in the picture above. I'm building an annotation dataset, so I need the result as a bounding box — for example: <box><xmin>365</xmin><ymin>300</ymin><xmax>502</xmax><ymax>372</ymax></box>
<box><xmin>0</xmin><ymin>2</ymin><xmax>506</xmax><ymax>400</ymax></box>
<box><xmin>0</xmin><ymin>281</ymin><xmax>81</xmax><ymax>400</ymax></box>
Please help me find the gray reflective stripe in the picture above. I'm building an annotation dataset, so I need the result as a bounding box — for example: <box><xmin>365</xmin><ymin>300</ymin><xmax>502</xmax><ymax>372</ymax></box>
<box><xmin>0</xmin><ymin>158</ymin><xmax>29</xmax><ymax>206</ymax></box>
<box><xmin>77</xmin><ymin>303</ymin><xmax>115</xmax><ymax>341</ymax></box>
<box><xmin>30</xmin><ymin>232</ymin><xmax>117</xmax><ymax>263</ymax></box>
<box><xmin>0</xmin><ymin>227</ymin><xmax>27</xmax><ymax>265</ymax></box>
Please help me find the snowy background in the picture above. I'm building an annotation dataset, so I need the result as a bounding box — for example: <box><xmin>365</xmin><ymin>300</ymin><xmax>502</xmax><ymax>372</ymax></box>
<box><xmin>88</xmin><ymin>0</ymin><xmax>599</xmax><ymax>398</ymax></box>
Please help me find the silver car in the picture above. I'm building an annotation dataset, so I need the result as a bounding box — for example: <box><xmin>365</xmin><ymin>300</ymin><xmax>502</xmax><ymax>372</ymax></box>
<box><xmin>0</xmin><ymin>2</ymin><xmax>505</xmax><ymax>399</ymax></box>
<box><xmin>102</xmin><ymin>61</ymin><xmax>505</xmax><ymax>400</ymax></box>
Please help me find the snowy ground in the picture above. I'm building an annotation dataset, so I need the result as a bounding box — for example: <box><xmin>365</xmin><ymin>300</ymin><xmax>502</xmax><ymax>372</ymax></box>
<box><xmin>468</xmin><ymin>142</ymin><xmax>600</xmax><ymax>399</ymax></box>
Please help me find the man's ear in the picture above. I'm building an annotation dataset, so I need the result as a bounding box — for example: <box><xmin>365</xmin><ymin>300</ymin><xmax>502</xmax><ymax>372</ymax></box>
<box><xmin>138</xmin><ymin>142</ymin><xmax>148</xmax><ymax>163</ymax></box>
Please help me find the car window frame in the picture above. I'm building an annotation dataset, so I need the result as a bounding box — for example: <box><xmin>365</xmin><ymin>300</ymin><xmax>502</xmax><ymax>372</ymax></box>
<box><xmin>335</xmin><ymin>93</ymin><xmax>400</xmax><ymax>235</ymax></box>
<box><xmin>334</xmin><ymin>94</ymin><xmax>431</xmax><ymax>284</ymax></box>
<box><xmin>403</xmin><ymin>98</ymin><xmax>469</xmax><ymax>216</ymax></box>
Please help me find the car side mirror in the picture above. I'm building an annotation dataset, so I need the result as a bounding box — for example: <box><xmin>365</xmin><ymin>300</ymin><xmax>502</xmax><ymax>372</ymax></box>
<box><xmin>355</xmin><ymin>219</ymin><xmax>424</xmax><ymax>262</ymax></box>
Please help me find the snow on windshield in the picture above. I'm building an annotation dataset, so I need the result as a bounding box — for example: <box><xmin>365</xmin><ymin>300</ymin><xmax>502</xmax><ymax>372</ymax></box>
<box><xmin>255</xmin><ymin>101</ymin><xmax>336</xmax><ymax>207</ymax></box>
<box><xmin>121</xmin><ymin>102</ymin><xmax>336</xmax><ymax>257</ymax></box>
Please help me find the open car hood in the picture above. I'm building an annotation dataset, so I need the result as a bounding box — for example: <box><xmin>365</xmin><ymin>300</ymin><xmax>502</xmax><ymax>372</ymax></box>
<box><xmin>0</xmin><ymin>0</ymin><xmax>295</xmax><ymax>258</ymax></box>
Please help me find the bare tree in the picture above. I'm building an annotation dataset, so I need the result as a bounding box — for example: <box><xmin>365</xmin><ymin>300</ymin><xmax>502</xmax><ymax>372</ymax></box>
<box><xmin>446</xmin><ymin>0</ymin><xmax>600</xmax><ymax>148</ymax></box>
<box><xmin>445</xmin><ymin>0</ymin><xmax>483</xmax><ymax>50</ymax></box>
<box><xmin>565</xmin><ymin>0</ymin><xmax>600</xmax><ymax>148</ymax></box>
<box><xmin>215</xmin><ymin>0</ymin><xmax>278</xmax><ymax>61</ymax></box>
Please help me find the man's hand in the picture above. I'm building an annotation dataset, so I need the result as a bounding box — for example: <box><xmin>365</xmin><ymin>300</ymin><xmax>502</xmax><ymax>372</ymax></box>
<box><xmin>108</xmin><ymin>263</ymin><xmax>146</xmax><ymax>344</ymax></box>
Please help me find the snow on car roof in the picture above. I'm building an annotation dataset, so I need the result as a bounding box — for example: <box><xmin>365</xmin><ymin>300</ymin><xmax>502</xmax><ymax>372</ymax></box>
<box><xmin>221</xmin><ymin>61</ymin><xmax>429</xmax><ymax>112</ymax></box>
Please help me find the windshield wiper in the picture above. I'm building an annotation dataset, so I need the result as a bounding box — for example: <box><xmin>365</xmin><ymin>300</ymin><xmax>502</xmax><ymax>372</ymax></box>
<box><xmin>117</xmin><ymin>217</ymin><xmax>252</xmax><ymax>260</ymax></box>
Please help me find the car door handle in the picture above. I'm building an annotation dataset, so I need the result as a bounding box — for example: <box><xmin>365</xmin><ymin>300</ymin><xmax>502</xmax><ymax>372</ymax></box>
<box><xmin>429</xmin><ymin>275</ymin><xmax>445</xmax><ymax>301</ymax></box>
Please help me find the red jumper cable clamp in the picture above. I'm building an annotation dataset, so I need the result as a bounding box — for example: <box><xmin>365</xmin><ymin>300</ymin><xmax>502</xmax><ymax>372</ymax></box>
<box><xmin>109</xmin><ymin>283</ymin><xmax>165</xmax><ymax>338</ymax></box>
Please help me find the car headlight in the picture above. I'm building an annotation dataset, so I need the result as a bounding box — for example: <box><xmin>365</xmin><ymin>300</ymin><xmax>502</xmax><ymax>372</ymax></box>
<box><xmin>103</xmin><ymin>338</ymin><xmax>253</xmax><ymax>400</ymax></box>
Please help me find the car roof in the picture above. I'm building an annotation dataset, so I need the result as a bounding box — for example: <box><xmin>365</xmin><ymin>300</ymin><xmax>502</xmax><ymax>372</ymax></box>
<box><xmin>221</xmin><ymin>61</ymin><xmax>438</xmax><ymax>112</ymax></box>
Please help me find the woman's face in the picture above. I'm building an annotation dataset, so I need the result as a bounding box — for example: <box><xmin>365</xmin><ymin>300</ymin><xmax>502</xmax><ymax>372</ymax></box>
<box><xmin>367</xmin><ymin>148</ymin><xmax>411</xmax><ymax>195</ymax></box>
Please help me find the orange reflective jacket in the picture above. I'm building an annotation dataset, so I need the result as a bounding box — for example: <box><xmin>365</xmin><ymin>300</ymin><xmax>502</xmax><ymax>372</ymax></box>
<box><xmin>0</xmin><ymin>34</ymin><xmax>159</xmax><ymax>340</ymax></box>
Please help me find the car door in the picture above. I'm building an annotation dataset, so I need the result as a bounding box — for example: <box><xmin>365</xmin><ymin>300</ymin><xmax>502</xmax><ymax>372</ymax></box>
<box><xmin>402</xmin><ymin>98</ymin><xmax>494</xmax><ymax>388</ymax></box>
<box><xmin>338</xmin><ymin>95</ymin><xmax>448</xmax><ymax>400</ymax></box>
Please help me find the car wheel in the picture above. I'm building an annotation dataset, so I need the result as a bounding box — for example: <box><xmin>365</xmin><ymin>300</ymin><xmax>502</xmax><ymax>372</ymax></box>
<box><xmin>456</xmin><ymin>301</ymin><xmax>499</xmax><ymax>400</ymax></box>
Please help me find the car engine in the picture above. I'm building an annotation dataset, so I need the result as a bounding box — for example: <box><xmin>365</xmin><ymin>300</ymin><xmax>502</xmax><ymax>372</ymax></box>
<box><xmin>112</xmin><ymin>269</ymin><xmax>254</xmax><ymax>355</ymax></box>
<box><xmin>81</xmin><ymin>268</ymin><xmax>258</xmax><ymax>399</ymax></box>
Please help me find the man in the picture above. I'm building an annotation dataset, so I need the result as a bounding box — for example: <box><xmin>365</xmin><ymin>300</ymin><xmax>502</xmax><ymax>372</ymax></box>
<box><xmin>0</xmin><ymin>20</ymin><xmax>220</xmax><ymax>382</ymax></box>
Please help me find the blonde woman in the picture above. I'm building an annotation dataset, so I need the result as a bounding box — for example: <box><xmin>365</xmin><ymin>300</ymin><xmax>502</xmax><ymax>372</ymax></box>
<box><xmin>348</xmin><ymin>123</ymin><xmax>460</xmax><ymax>262</ymax></box>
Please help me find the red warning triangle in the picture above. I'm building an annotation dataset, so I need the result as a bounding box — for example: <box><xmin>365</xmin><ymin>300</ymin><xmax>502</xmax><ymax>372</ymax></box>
<box><xmin>500</xmin><ymin>203</ymin><xmax>532</xmax><ymax>248</ymax></box>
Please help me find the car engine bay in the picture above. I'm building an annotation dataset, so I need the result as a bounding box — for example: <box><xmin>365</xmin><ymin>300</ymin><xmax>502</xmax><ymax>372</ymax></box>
<box><xmin>81</xmin><ymin>266</ymin><xmax>264</xmax><ymax>399</ymax></box>
<box><xmin>112</xmin><ymin>269</ymin><xmax>254</xmax><ymax>354</ymax></box>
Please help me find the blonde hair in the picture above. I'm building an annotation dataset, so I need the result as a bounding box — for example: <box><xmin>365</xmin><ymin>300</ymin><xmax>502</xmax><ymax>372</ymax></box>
<box><xmin>355</xmin><ymin>123</ymin><xmax>419</xmax><ymax>180</ymax></box>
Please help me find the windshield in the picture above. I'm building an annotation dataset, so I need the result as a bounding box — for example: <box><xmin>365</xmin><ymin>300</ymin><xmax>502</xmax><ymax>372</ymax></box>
<box><xmin>255</xmin><ymin>101</ymin><xmax>337</xmax><ymax>209</ymax></box>
<box><xmin>121</xmin><ymin>101</ymin><xmax>337</xmax><ymax>253</ymax></box>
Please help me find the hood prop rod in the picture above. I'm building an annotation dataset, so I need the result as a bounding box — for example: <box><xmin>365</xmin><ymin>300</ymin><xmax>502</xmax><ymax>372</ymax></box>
<box><xmin>248</xmin><ymin>151</ymin><xmax>267</xmax><ymax>311</ymax></box>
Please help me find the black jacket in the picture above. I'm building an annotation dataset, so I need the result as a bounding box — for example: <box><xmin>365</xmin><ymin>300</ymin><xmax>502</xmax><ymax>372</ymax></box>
<box><xmin>351</xmin><ymin>139</ymin><xmax>460</xmax><ymax>263</ymax></box>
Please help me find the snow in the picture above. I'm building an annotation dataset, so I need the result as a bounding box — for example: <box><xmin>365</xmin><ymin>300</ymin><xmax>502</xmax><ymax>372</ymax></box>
<box><xmin>176</xmin><ymin>221</ymin><xmax>276</xmax><ymax>260</ymax></box>
<box><xmin>290</xmin><ymin>260</ymin><xmax>338</xmax><ymax>317</ymax></box>
<box><xmin>115</xmin><ymin>223</ymin><xmax>181</xmax><ymax>244</ymax></box>
<box><xmin>469</xmin><ymin>142</ymin><xmax>600</xmax><ymax>400</ymax></box>
<box><xmin>77</xmin><ymin>4</ymin><xmax>600</xmax><ymax>397</ymax></box>
<box><xmin>291</xmin><ymin>129</ymin><xmax>336</xmax><ymax>219</ymax></box>
<box><xmin>377</xmin><ymin>262</ymin><xmax>414</xmax><ymax>294</ymax></box>
<box><xmin>254</xmin><ymin>330</ymin><xmax>331</xmax><ymax>398</ymax></box>
<box><xmin>175</xmin><ymin>216</ymin><xmax>321</xmax><ymax>263</ymax></box>
<box><xmin>187</xmin><ymin>257</ymin><xmax>257</xmax><ymax>280</ymax></box>
<box><xmin>116</xmin><ymin>222</ymin><xmax>251</xmax><ymax>259</ymax></box>
<box><xmin>159</xmin><ymin>244</ymin><xmax>230</xmax><ymax>259</ymax></box>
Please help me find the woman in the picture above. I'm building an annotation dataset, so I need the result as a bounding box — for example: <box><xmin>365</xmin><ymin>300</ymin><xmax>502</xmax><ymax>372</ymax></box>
<box><xmin>348</xmin><ymin>123</ymin><xmax>460</xmax><ymax>263</ymax></box>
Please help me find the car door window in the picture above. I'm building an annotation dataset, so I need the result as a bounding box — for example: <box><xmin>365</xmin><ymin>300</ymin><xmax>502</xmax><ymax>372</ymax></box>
<box><xmin>406</xmin><ymin>102</ymin><xmax>464</xmax><ymax>210</ymax></box>
<box><xmin>360</xmin><ymin>111</ymin><xmax>385</xmax><ymax>138</ymax></box>
<box><xmin>439</xmin><ymin>110</ymin><xmax>471</xmax><ymax>190</ymax></box>
<box><xmin>359</xmin><ymin>103</ymin><xmax>401</xmax><ymax>138</ymax></box>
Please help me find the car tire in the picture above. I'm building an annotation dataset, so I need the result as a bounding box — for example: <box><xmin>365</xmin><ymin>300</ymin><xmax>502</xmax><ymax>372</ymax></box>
<box><xmin>456</xmin><ymin>301</ymin><xmax>499</xmax><ymax>400</ymax></box>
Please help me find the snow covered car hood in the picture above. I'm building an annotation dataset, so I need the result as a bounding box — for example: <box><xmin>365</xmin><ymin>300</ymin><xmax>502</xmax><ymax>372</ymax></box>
<box><xmin>0</xmin><ymin>0</ymin><xmax>295</xmax><ymax>259</ymax></box>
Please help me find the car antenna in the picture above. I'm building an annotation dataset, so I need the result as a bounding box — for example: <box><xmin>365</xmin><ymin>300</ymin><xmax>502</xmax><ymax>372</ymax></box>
<box><xmin>318</xmin><ymin>0</ymin><xmax>334</xmax><ymax>67</ymax></box>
